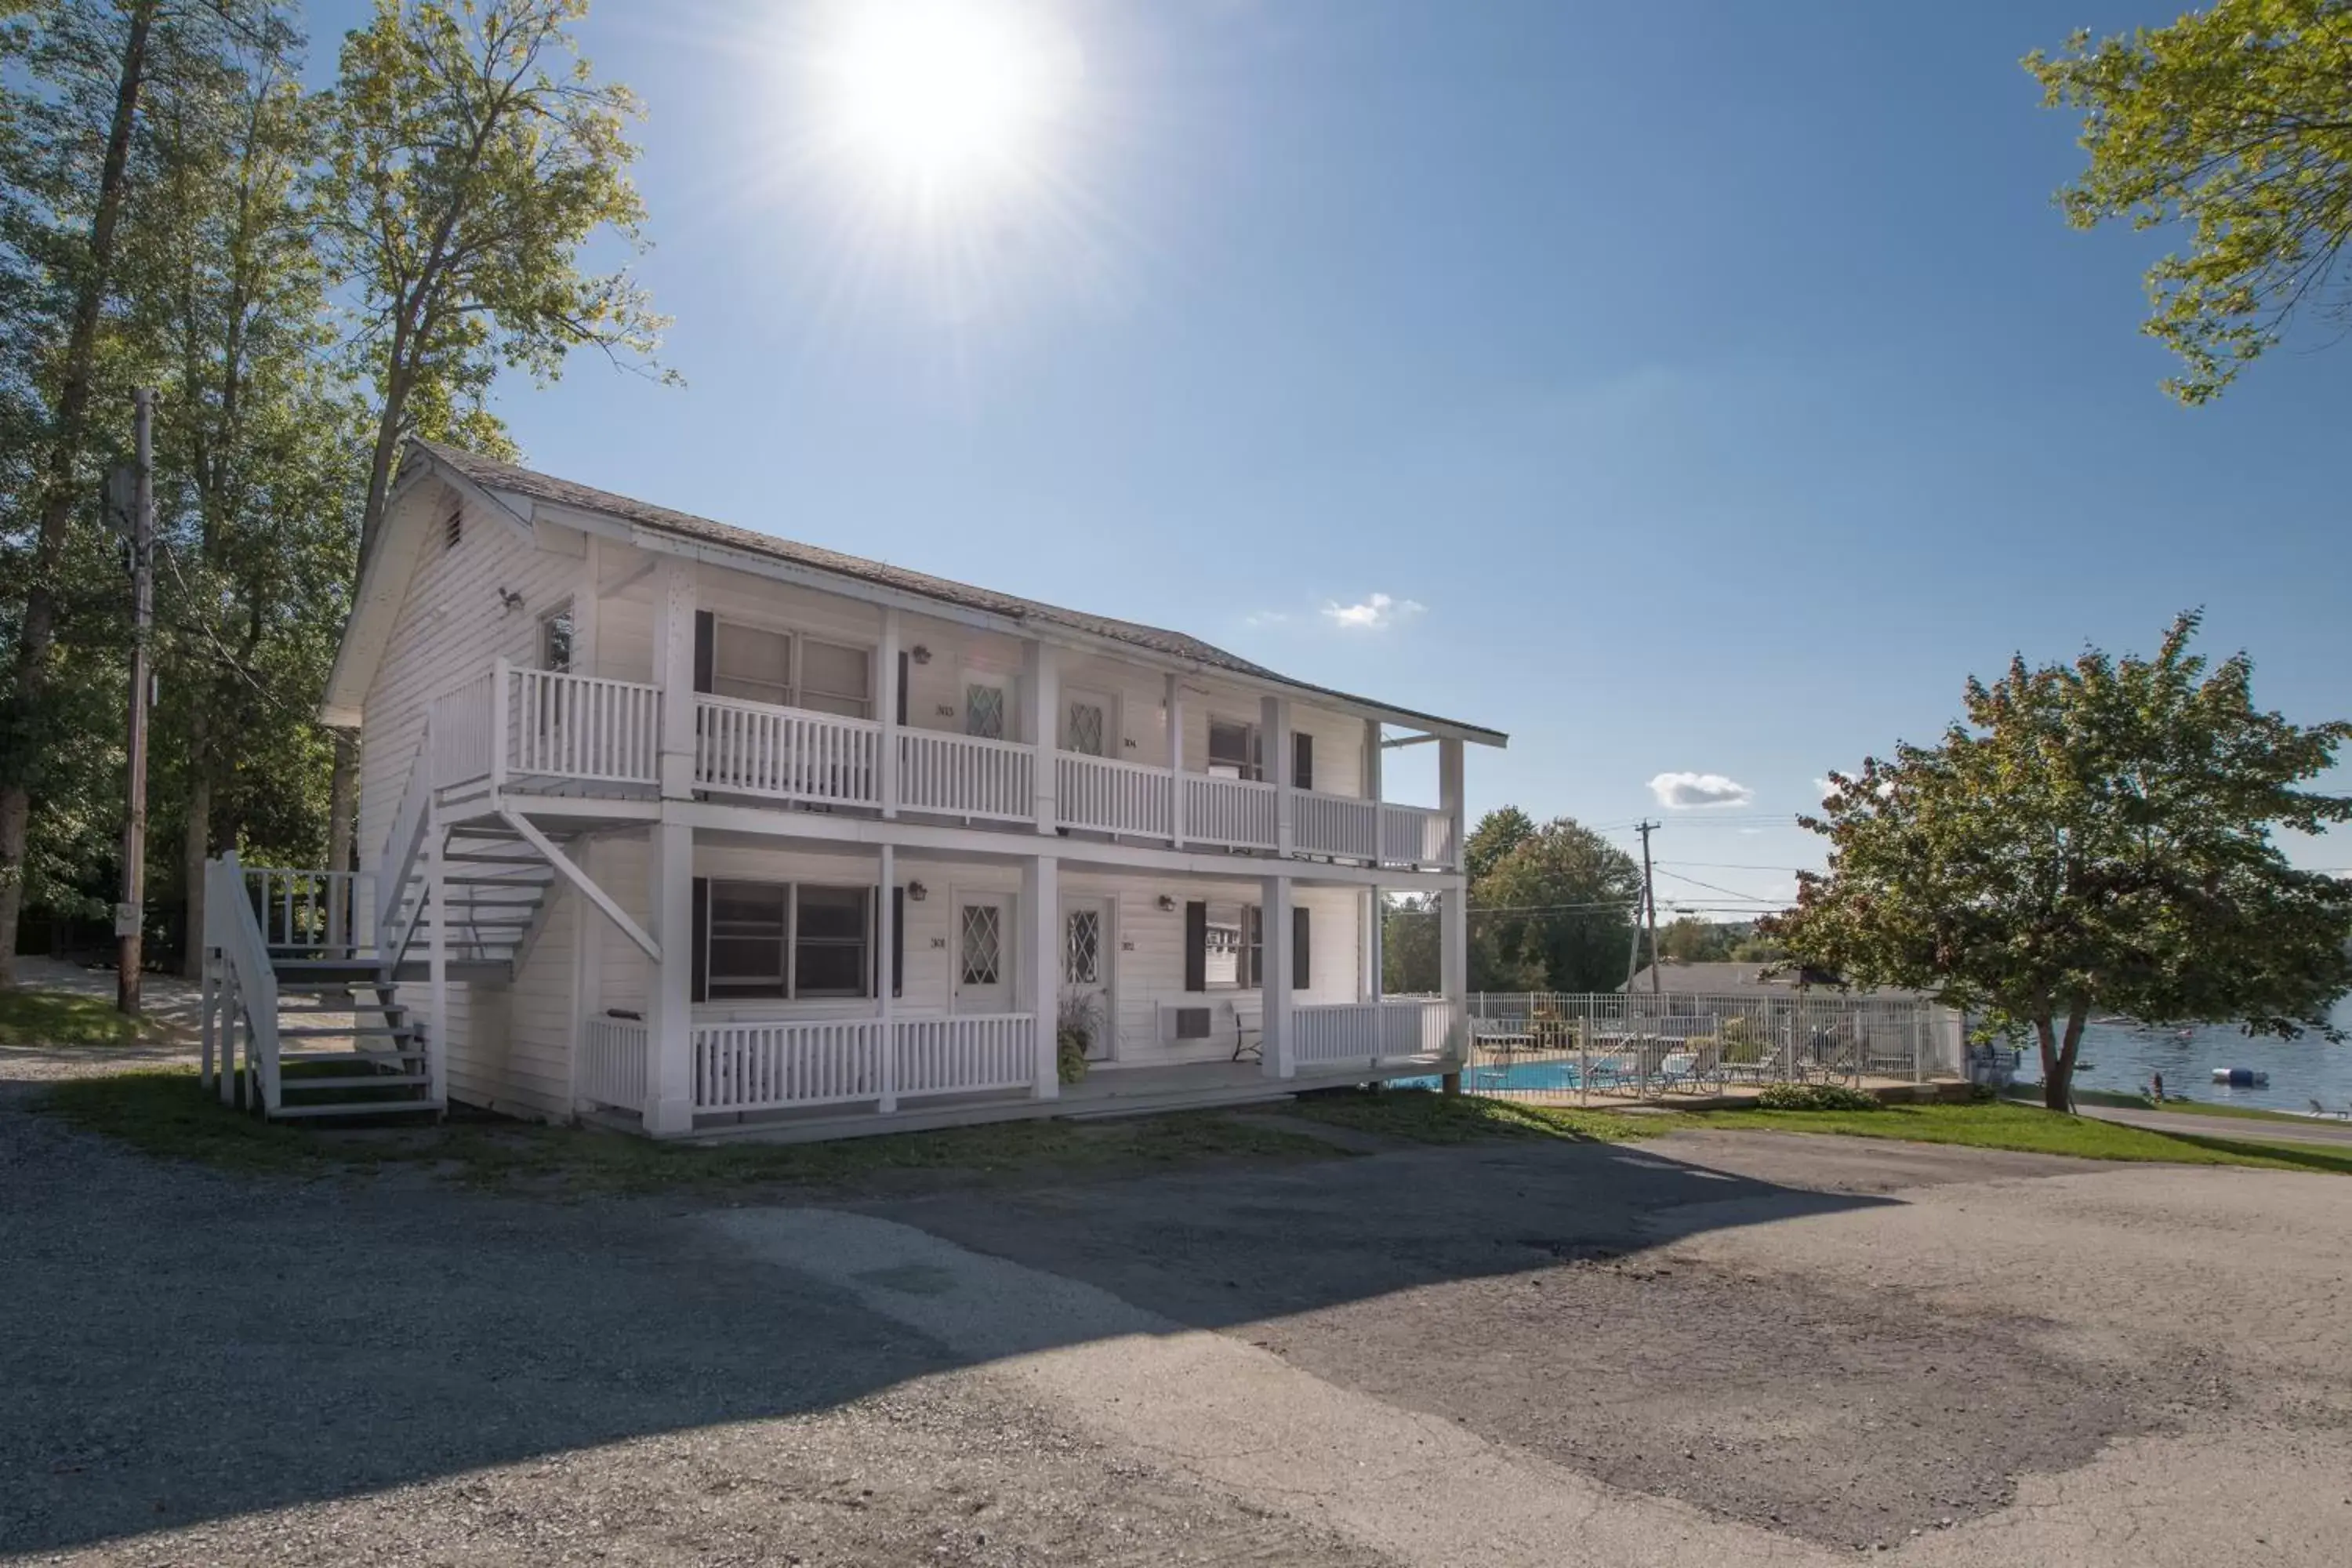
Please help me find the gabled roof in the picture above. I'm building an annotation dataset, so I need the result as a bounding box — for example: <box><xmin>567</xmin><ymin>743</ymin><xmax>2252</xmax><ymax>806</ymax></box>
<box><xmin>332</xmin><ymin>439</ymin><xmax>1506</xmax><ymax>745</ymax></box>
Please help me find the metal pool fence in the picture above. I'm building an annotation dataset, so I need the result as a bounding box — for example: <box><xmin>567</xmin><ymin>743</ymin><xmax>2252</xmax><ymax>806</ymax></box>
<box><xmin>1449</xmin><ymin>991</ymin><xmax>1965</xmax><ymax>1104</ymax></box>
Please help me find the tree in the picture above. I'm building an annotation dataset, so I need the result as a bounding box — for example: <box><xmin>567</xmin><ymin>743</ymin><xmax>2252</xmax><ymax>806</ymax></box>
<box><xmin>1657</xmin><ymin>915</ymin><xmax>1734</xmax><ymax>964</ymax></box>
<box><xmin>313</xmin><ymin>0</ymin><xmax>669</xmax><ymax>881</ymax></box>
<box><xmin>1771</xmin><ymin>614</ymin><xmax>2352</xmax><ymax>1111</ymax></box>
<box><xmin>0</xmin><ymin>0</ymin><xmax>163</xmax><ymax>984</ymax></box>
<box><xmin>2027</xmin><ymin>2</ymin><xmax>2352</xmax><ymax>402</ymax></box>
<box><xmin>1471</xmin><ymin>815</ymin><xmax>1640</xmax><ymax>993</ymax></box>
<box><xmin>1463</xmin><ymin>805</ymin><xmax>1535</xmax><ymax>884</ymax></box>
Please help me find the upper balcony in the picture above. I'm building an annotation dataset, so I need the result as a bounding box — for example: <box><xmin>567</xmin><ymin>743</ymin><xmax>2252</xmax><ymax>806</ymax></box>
<box><xmin>426</xmin><ymin>661</ymin><xmax>1461</xmax><ymax>872</ymax></box>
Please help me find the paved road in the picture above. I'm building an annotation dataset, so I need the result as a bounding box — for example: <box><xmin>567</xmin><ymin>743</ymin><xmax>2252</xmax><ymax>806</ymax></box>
<box><xmin>5</xmin><ymin>1076</ymin><xmax>2348</xmax><ymax>1566</ymax></box>
<box><xmin>2076</xmin><ymin>1102</ymin><xmax>2352</xmax><ymax>1148</ymax></box>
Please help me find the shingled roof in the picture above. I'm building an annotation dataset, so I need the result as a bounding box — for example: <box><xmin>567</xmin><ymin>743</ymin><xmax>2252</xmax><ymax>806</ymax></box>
<box><xmin>418</xmin><ymin>440</ymin><xmax>1505</xmax><ymax>745</ymax></box>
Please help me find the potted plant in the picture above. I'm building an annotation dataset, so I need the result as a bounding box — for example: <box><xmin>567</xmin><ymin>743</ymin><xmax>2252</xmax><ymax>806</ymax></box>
<box><xmin>1056</xmin><ymin>989</ymin><xmax>1103</xmax><ymax>1085</ymax></box>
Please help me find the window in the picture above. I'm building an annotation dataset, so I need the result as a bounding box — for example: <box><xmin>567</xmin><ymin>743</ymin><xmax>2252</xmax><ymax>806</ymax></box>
<box><xmin>960</xmin><ymin>902</ymin><xmax>1003</xmax><ymax>985</ymax></box>
<box><xmin>1201</xmin><ymin>900</ymin><xmax>1245</xmax><ymax>989</ymax></box>
<box><xmin>1293</xmin><ymin>731</ymin><xmax>1313</xmax><ymax>792</ymax></box>
<box><xmin>1064</xmin><ymin>907</ymin><xmax>1102</xmax><ymax>985</ymax></box>
<box><xmin>539</xmin><ymin>604</ymin><xmax>573</xmax><ymax>673</ymax></box>
<box><xmin>711</xmin><ymin>622</ymin><xmax>790</xmax><ymax>706</ymax></box>
<box><xmin>701</xmin><ymin>618</ymin><xmax>873</xmax><ymax>717</ymax></box>
<box><xmin>794</xmin><ymin>885</ymin><xmax>870</xmax><ymax>997</ymax></box>
<box><xmin>1207</xmin><ymin>719</ymin><xmax>1259</xmax><ymax>780</ymax></box>
<box><xmin>966</xmin><ymin>682</ymin><xmax>1006</xmax><ymax>739</ymax></box>
<box><xmin>699</xmin><ymin>879</ymin><xmax>872</xmax><ymax>1000</ymax></box>
<box><xmin>1065</xmin><ymin>698</ymin><xmax>1106</xmax><ymax>757</ymax></box>
<box><xmin>1182</xmin><ymin>898</ymin><xmax>1306</xmax><ymax>993</ymax></box>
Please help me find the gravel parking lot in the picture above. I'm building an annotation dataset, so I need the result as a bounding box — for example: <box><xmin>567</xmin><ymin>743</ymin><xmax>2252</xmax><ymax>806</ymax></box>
<box><xmin>5</xmin><ymin>1069</ymin><xmax>2348</xmax><ymax>1567</ymax></box>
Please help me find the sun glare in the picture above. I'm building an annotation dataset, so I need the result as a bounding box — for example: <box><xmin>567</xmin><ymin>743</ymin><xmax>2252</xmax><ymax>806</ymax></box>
<box><xmin>812</xmin><ymin>0</ymin><xmax>1081</xmax><ymax>204</ymax></box>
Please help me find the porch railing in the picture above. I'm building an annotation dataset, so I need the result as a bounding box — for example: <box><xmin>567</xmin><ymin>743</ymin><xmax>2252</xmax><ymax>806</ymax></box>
<box><xmin>1294</xmin><ymin>998</ymin><xmax>1455</xmax><ymax>1066</ymax></box>
<box><xmin>1057</xmin><ymin>753</ymin><xmax>1175</xmax><ymax>838</ymax></box>
<box><xmin>203</xmin><ymin>850</ymin><xmax>280</xmax><ymax>1112</ymax></box>
<box><xmin>240</xmin><ymin>865</ymin><xmax>374</xmax><ymax>960</ymax></box>
<box><xmin>1294</xmin><ymin>790</ymin><xmax>1378</xmax><ymax>862</ymax></box>
<box><xmin>580</xmin><ymin>1014</ymin><xmax>648</xmax><ymax>1112</ymax></box>
<box><xmin>899</xmin><ymin>731</ymin><xmax>1034</xmax><ymax>822</ymax></box>
<box><xmin>1184</xmin><ymin>773</ymin><xmax>1277</xmax><ymax>850</ymax></box>
<box><xmin>412</xmin><ymin>663</ymin><xmax>1463</xmax><ymax>871</ymax></box>
<box><xmin>895</xmin><ymin>1014</ymin><xmax>1034</xmax><ymax>1098</ymax></box>
<box><xmin>694</xmin><ymin>693</ymin><xmax>880</xmax><ymax>805</ymax></box>
<box><xmin>509</xmin><ymin>666</ymin><xmax>660</xmax><ymax>785</ymax></box>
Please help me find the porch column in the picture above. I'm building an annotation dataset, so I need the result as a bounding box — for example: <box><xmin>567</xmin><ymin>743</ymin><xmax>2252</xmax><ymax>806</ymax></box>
<box><xmin>1024</xmin><ymin>639</ymin><xmax>1058</xmax><ymax>833</ymax></box>
<box><xmin>1261</xmin><ymin>872</ymin><xmax>1294</xmax><ymax>1080</ymax></box>
<box><xmin>645</xmin><ymin>818</ymin><xmax>695</xmax><ymax>1134</ymax></box>
<box><xmin>1263</xmin><ymin>695</ymin><xmax>1294</xmax><ymax>857</ymax></box>
<box><xmin>877</xmin><ymin>608</ymin><xmax>901</xmax><ymax>818</ymax></box>
<box><xmin>877</xmin><ymin>842</ymin><xmax>897</xmax><ymax>1113</ymax></box>
<box><xmin>1363</xmin><ymin>720</ymin><xmax>1384</xmax><ymax>1005</ymax></box>
<box><xmin>1439</xmin><ymin>734</ymin><xmax>1467</xmax><ymax>1087</ymax></box>
<box><xmin>652</xmin><ymin>557</ymin><xmax>699</xmax><ymax>800</ymax></box>
<box><xmin>1023</xmin><ymin>853</ymin><xmax>1060</xmax><ymax>1099</ymax></box>
<box><xmin>426</xmin><ymin>810</ymin><xmax>448</xmax><ymax>1109</ymax></box>
<box><xmin>1166</xmin><ymin>673</ymin><xmax>1186</xmax><ymax>848</ymax></box>
<box><xmin>567</xmin><ymin>837</ymin><xmax>602</xmax><ymax>1113</ymax></box>
<box><xmin>1363</xmin><ymin>886</ymin><xmax>1383</xmax><ymax>1004</ymax></box>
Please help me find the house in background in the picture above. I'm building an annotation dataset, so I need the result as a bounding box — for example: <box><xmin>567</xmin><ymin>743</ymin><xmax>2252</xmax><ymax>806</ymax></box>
<box><xmin>201</xmin><ymin>441</ymin><xmax>1504</xmax><ymax>1138</ymax></box>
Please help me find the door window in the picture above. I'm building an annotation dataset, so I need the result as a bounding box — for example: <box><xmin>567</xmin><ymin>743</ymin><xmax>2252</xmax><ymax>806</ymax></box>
<box><xmin>1066</xmin><ymin>699</ymin><xmax>1106</xmax><ymax>757</ymax></box>
<box><xmin>1063</xmin><ymin>907</ymin><xmax>1102</xmax><ymax>985</ymax></box>
<box><xmin>960</xmin><ymin>902</ymin><xmax>1003</xmax><ymax>985</ymax></box>
<box><xmin>966</xmin><ymin>682</ymin><xmax>1007</xmax><ymax>739</ymax></box>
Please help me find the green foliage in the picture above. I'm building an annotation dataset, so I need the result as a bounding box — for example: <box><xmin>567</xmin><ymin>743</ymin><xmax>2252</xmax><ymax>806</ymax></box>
<box><xmin>1772</xmin><ymin>613</ymin><xmax>2352</xmax><ymax>1109</ymax></box>
<box><xmin>2027</xmin><ymin>2</ymin><xmax>2352</xmax><ymax>401</ymax></box>
<box><xmin>1755</xmin><ymin>1082</ymin><xmax>1882</xmax><ymax>1112</ymax></box>
<box><xmin>1658</xmin><ymin>915</ymin><xmax>1735</xmax><ymax>964</ymax></box>
<box><xmin>1471</xmin><ymin>814</ymin><xmax>1640</xmax><ymax>993</ymax></box>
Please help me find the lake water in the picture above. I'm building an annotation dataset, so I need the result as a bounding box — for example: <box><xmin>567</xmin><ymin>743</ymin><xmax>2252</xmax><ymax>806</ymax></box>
<box><xmin>2016</xmin><ymin>996</ymin><xmax>2352</xmax><ymax>1115</ymax></box>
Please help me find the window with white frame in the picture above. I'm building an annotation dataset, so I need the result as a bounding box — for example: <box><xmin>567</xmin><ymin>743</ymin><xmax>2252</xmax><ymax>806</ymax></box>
<box><xmin>709</xmin><ymin>619</ymin><xmax>872</xmax><ymax>717</ymax></box>
<box><xmin>703</xmin><ymin>879</ymin><xmax>872</xmax><ymax>1000</ymax></box>
<box><xmin>539</xmin><ymin>602</ymin><xmax>573</xmax><ymax>673</ymax></box>
<box><xmin>1207</xmin><ymin>718</ymin><xmax>1260</xmax><ymax>780</ymax></box>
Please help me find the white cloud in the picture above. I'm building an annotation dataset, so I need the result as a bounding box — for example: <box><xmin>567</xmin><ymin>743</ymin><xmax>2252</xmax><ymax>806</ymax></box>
<box><xmin>1813</xmin><ymin>776</ymin><xmax>1836</xmax><ymax>803</ymax></box>
<box><xmin>1243</xmin><ymin>610</ymin><xmax>1290</xmax><ymax>627</ymax></box>
<box><xmin>1648</xmin><ymin>771</ymin><xmax>1754</xmax><ymax>810</ymax></box>
<box><xmin>1321</xmin><ymin>593</ymin><xmax>1424</xmax><ymax>630</ymax></box>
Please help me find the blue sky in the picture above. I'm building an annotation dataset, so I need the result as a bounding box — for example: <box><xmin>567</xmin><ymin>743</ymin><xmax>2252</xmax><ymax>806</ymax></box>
<box><xmin>318</xmin><ymin>0</ymin><xmax>2350</xmax><ymax>913</ymax></box>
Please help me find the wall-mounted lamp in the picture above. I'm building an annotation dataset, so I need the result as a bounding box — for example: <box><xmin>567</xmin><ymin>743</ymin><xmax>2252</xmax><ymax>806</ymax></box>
<box><xmin>907</xmin><ymin>880</ymin><xmax>929</xmax><ymax>902</ymax></box>
<box><xmin>909</xmin><ymin>644</ymin><xmax>933</xmax><ymax>666</ymax></box>
<box><xmin>1156</xmin><ymin>895</ymin><xmax>1177</xmax><ymax>913</ymax></box>
<box><xmin>497</xmin><ymin>586</ymin><xmax>525</xmax><ymax>615</ymax></box>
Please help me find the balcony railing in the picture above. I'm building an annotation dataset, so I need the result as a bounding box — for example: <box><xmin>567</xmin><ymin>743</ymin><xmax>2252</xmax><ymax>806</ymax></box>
<box><xmin>688</xmin><ymin>1014</ymin><xmax>1035</xmax><ymax>1116</ymax></box>
<box><xmin>1292</xmin><ymin>998</ymin><xmax>1457</xmax><ymax>1067</ymax></box>
<box><xmin>420</xmin><ymin>665</ymin><xmax>1460</xmax><ymax>869</ymax></box>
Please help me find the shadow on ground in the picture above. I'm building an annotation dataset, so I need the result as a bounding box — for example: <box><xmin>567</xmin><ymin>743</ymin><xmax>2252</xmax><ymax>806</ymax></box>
<box><xmin>0</xmin><ymin>1065</ymin><xmax>1934</xmax><ymax>1557</ymax></box>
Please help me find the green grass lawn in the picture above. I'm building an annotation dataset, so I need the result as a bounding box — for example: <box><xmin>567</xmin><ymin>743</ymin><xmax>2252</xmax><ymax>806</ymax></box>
<box><xmin>0</xmin><ymin>987</ymin><xmax>154</xmax><ymax>1047</ymax></box>
<box><xmin>37</xmin><ymin>1069</ymin><xmax>1349</xmax><ymax>1196</ymax></box>
<box><xmin>2045</xmin><ymin>1087</ymin><xmax>2348</xmax><ymax>1127</ymax></box>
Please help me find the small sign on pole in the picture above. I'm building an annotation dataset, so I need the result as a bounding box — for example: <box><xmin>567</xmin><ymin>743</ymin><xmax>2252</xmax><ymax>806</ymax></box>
<box><xmin>114</xmin><ymin>902</ymin><xmax>141</xmax><ymax>938</ymax></box>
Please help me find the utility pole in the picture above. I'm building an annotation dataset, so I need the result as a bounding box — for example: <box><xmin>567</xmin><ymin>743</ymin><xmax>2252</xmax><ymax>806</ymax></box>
<box><xmin>114</xmin><ymin>388</ymin><xmax>155</xmax><ymax>1016</ymax></box>
<box><xmin>1636</xmin><ymin>818</ymin><xmax>1661</xmax><ymax>996</ymax></box>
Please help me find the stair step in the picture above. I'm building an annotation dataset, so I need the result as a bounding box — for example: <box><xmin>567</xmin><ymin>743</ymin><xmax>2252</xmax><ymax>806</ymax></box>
<box><xmin>278</xmin><ymin>998</ymin><xmax>405</xmax><ymax>1015</ymax></box>
<box><xmin>280</xmin><ymin>1073</ymin><xmax>434</xmax><ymax>1091</ymax></box>
<box><xmin>269</xmin><ymin>1098</ymin><xmax>441</xmax><ymax>1120</ymax></box>
<box><xmin>279</xmin><ymin>1051</ymin><xmax>426</xmax><ymax>1066</ymax></box>
<box><xmin>278</xmin><ymin>1024</ymin><xmax>419</xmax><ymax>1039</ymax></box>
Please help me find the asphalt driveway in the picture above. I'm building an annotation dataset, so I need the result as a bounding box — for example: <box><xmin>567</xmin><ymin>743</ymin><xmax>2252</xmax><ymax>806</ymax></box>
<box><xmin>5</xmin><ymin>1076</ymin><xmax>2348</xmax><ymax>1566</ymax></box>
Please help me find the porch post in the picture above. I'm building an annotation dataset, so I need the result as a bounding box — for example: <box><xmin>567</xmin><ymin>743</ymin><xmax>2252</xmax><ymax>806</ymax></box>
<box><xmin>1263</xmin><ymin>694</ymin><xmax>1294</xmax><ymax>857</ymax></box>
<box><xmin>645</xmin><ymin>819</ymin><xmax>695</xmax><ymax>1133</ymax></box>
<box><xmin>1363</xmin><ymin>885</ymin><xmax>1383</xmax><ymax>1004</ymax></box>
<box><xmin>1363</xmin><ymin>716</ymin><xmax>1384</xmax><ymax>868</ymax></box>
<box><xmin>1439</xmin><ymin>735</ymin><xmax>1465</xmax><ymax>873</ymax></box>
<box><xmin>1024</xmin><ymin>638</ymin><xmax>1058</xmax><ymax>833</ymax></box>
<box><xmin>1166</xmin><ymin>673</ymin><xmax>1186</xmax><ymax>848</ymax></box>
<box><xmin>877</xmin><ymin>842</ymin><xmax>897</xmax><ymax>1113</ymax></box>
<box><xmin>878</xmin><ymin>608</ymin><xmax>901</xmax><ymax>818</ymax></box>
<box><xmin>1438</xmin><ymin>735</ymin><xmax>1467</xmax><ymax>1087</ymax></box>
<box><xmin>652</xmin><ymin>557</ymin><xmax>699</xmax><ymax>800</ymax></box>
<box><xmin>426</xmin><ymin>809</ymin><xmax>448</xmax><ymax>1108</ymax></box>
<box><xmin>1261</xmin><ymin>873</ymin><xmax>1295</xmax><ymax>1079</ymax></box>
<box><xmin>566</xmin><ymin>837</ymin><xmax>601</xmax><ymax>1114</ymax></box>
<box><xmin>1023</xmin><ymin>852</ymin><xmax>1060</xmax><ymax>1099</ymax></box>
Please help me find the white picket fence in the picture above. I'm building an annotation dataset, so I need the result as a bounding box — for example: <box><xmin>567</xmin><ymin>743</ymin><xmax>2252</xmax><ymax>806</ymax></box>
<box><xmin>1293</xmin><ymin>998</ymin><xmax>1454</xmax><ymax>1066</ymax></box>
<box><xmin>580</xmin><ymin>1015</ymin><xmax>648</xmax><ymax>1112</ymax></box>
<box><xmin>688</xmin><ymin>1014</ymin><xmax>1039</xmax><ymax>1116</ymax></box>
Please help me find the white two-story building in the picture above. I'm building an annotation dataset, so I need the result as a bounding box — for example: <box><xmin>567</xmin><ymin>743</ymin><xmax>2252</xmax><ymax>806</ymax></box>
<box><xmin>203</xmin><ymin>441</ymin><xmax>1505</xmax><ymax>1139</ymax></box>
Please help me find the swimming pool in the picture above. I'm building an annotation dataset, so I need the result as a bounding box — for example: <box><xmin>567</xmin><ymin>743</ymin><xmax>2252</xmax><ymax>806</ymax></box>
<box><xmin>1388</xmin><ymin>1058</ymin><xmax>1664</xmax><ymax>1094</ymax></box>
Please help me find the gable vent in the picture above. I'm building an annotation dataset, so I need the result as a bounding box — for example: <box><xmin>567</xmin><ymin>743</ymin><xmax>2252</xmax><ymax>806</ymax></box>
<box><xmin>445</xmin><ymin>509</ymin><xmax>463</xmax><ymax>550</ymax></box>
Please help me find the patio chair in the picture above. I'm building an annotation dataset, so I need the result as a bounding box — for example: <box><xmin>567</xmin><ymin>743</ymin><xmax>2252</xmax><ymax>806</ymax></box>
<box><xmin>1231</xmin><ymin>1004</ymin><xmax>1264</xmax><ymax>1064</ymax></box>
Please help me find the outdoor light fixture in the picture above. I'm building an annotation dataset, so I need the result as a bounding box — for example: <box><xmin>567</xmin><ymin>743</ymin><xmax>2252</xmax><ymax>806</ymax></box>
<box><xmin>497</xmin><ymin>587</ymin><xmax>524</xmax><ymax>615</ymax></box>
<box><xmin>1156</xmin><ymin>895</ymin><xmax>1176</xmax><ymax>913</ymax></box>
<box><xmin>907</xmin><ymin>880</ymin><xmax>929</xmax><ymax>902</ymax></box>
<box><xmin>909</xmin><ymin>644</ymin><xmax>933</xmax><ymax>665</ymax></box>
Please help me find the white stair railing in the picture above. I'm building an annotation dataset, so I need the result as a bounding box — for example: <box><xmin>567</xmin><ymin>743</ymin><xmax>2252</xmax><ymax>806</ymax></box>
<box><xmin>207</xmin><ymin>850</ymin><xmax>281</xmax><ymax>1113</ymax></box>
<box><xmin>376</xmin><ymin>739</ymin><xmax>434</xmax><ymax>970</ymax></box>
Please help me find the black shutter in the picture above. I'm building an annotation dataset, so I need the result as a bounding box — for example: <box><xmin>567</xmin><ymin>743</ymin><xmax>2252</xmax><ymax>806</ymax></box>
<box><xmin>693</xmin><ymin>610</ymin><xmax>715</xmax><ymax>694</ymax></box>
<box><xmin>1184</xmin><ymin>900</ymin><xmax>1207</xmax><ymax>993</ymax></box>
<box><xmin>1293</xmin><ymin>905</ymin><xmax>1310</xmax><ymax>990</ymax></box>
<box><xmin>690</xmin><ymin>877</ymin><xmax>710</xmax><ymax>1003</ymax></box>
<box><xmin>895</xmin><ymin>651</ymin><xmax>909</xmax><ymax>726</ymax></box>
<box><xmin>891</xmin><ymin>885</ymin><xmax>905</xmax><ymax>999</ymax></box>
<box><xmin>1294</xmin><ymin>732</ymin><xmax>1314</xmax><ymax>792</ymax></box>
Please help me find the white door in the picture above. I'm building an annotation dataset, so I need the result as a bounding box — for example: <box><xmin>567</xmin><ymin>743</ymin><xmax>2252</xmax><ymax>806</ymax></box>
<box><xmin>1062</xmin><ymin>895</ymin><xmax>1113</xmax><ymax>1059</ymax></box>
<box><xmin>964</xmin><ymin>675</ymin><xmax>1010</xmax><ymax>740</ymax></box>
<box><xmin>954</xmin><ymin>894</ymin><xmax>1013</xmax><ymax>1014</ymax></box>
<box><xmin>1062</xmin><ymin>688</ymin><xmax>1113</xmax><ymax>757</ymax></box>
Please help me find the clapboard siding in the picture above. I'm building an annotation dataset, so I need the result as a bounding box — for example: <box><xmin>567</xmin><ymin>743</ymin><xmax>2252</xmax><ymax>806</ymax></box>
<box><xmin>494</xmin><ymin>883</ymin><xmax>576</xmax><ymax>1121</ymax></box>
<box><xmin>358</xmin><ymin>501</ymin><xmax>583</xmax><ymax>858</ymax></box>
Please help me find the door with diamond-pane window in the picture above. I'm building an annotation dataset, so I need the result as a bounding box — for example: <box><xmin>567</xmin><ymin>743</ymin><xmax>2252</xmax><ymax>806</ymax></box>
<box><xmin>1062</xmin><ymin>689</ymin><xmax>1112</xmax><ymax>757</ymax></box>
<box><xmin>1061</xmin><ymin>896</ymin><xmax>1112</xmax><ymax>1059</ymax></box>
<box><xmin>953</xmin><ymin>895</ymin><xmax>1012</xmax><ymax>1013</ymax></box>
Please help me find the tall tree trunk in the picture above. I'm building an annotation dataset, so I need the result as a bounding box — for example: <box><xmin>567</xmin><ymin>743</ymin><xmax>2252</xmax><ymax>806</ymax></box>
<box><xmin>2036</xmin><ymin>1003</ymin><xmax>2092</xmax><ymax>1112</ymax></box>
<box><xmin>0</xmin><ymin>0</ymin><xmax>159</xmax><ymax>988</ymax></box>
